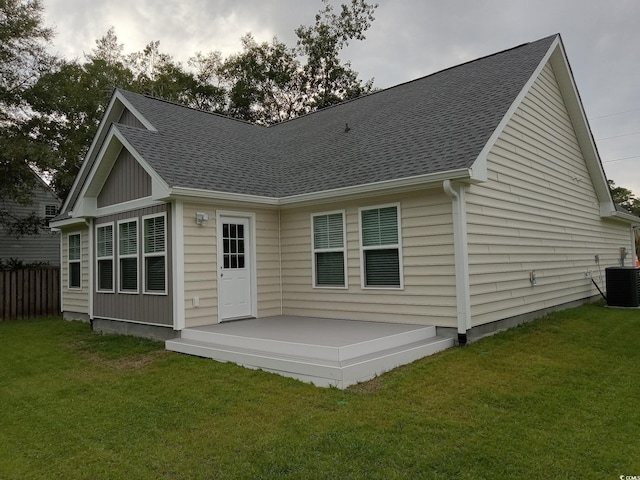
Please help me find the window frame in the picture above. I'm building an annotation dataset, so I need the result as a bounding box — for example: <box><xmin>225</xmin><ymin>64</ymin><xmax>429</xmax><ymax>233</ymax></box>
<box><xmin>310</xmin><ymin>210</ymin><xmax>348</xmax><ymax>289</ymax></box>
<box><xmin>358</xmin><ymin>203</ymin><xmax>404</xmax><ymax>290</ymax></box>
<box><xmin>117</xmin><ymin>218</ymin><xmax>139</xmax><ymax>294</ymax></box>
<box><xmin>67</xmin><ymin>233</ymin><xmax>81</xmax><ymax>290</ymax></box>
<box><xmin>44</xmin><ymin>205</ymin><xmax>58</xmax><ymax>220</ymax></box>
<box><xmin>96</xmin><ymin>222</ymin><xmax>115</xmax><ymax>293</ymax></box>
<box><xmin>142</xmin><ymin>212</ymin><xmax>167</xmax><ymax>295</ymax></box>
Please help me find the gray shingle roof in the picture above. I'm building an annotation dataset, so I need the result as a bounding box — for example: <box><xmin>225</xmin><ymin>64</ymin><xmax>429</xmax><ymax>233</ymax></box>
<box><xmin>102</xmin><ymin>35</ymin><xmax>558</xmax><ymax>203</ymax></box>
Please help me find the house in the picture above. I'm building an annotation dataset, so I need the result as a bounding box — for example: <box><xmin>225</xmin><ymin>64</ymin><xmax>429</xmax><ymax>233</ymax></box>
<box><xmin>51</xmin><ymin>34</ymin><xmax>639</xmax><ymax>387</ymax></box>
<box><xmin>1</xmin><ymin>171</ymin><xmax>61</xmax><ymax>266</ymax></box>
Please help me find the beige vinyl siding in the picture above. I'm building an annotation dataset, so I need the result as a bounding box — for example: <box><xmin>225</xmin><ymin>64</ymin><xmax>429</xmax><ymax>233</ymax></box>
<box><xmin>281</xmin><ymin>191</ymin><xmax>457</xmax><ymax>326</ymax></box>
<box><xmin>183</xmin><ymin>203</ymin><xmax>281</xmax><ymax>328</ymax></box>
<box><xmin>183</xmin><ymin>203</ymin><xmax>217</xmax><ymax>327</ymax></box>
<box><xmin>60</xmin><ymin>226</ymin><xmax>89</xmax><ymax>314</ymax></box>
<box><xmin>255</xmin><ymin>209</ymin><xmax>282</xmax><ymax>317</ymax></box>
<box><xmin>466</xmin><ymin>61</ymin><xmax>631</xmax><ymax>325</ymax></box>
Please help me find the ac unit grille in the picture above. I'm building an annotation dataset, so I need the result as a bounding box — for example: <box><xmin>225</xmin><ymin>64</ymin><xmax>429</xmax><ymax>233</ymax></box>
<box><xmin>605</xmin><ymin>267</ymin><xmax>640</xmax><ymax>307</ymax></box>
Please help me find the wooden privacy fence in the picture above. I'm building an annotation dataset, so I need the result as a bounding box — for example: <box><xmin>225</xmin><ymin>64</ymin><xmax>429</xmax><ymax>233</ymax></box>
<box><xmin>0</xmin><ymin>267</ymin><xmax>60</xmax><ymax>320</ymax></box>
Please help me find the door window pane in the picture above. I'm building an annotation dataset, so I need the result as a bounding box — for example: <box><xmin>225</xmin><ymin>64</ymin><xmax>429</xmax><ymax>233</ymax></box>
<box><xmin>222</xmin><ymin>223</ymin><xmax>245</xmax><ymax>270</ymax></box>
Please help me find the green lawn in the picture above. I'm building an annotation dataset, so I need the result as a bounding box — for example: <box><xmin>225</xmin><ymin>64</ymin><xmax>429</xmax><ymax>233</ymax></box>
<box><xmin>1</xmin><ymin>304</ymin><xmax>639</xmax><ymax>479</ymax></box>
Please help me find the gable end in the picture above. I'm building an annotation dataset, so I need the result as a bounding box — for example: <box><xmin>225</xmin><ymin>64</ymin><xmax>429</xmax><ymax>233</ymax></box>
<box><xmin>97</xmin><ymin>147</ymin><xmax>152</xmax><ymax>207</ymax></box>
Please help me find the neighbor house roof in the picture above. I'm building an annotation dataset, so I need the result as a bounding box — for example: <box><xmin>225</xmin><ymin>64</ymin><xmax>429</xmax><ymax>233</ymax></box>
<box><xmin>112</xmin><ymin>34</ymin><xmax>557</xmax><ymax>199</ymax></box>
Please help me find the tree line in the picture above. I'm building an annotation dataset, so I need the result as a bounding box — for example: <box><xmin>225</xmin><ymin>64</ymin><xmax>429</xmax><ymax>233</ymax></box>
<box><xmin>0</xmin><ymin>0</ymin><xmax>377</xmax><ymax>233</ymax></box>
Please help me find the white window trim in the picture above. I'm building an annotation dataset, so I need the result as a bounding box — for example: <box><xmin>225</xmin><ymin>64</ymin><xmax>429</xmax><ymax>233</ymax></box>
<box><xmin>142</xmin><ymin>212</ymin><xmax>167</xmax><ymax>295</ymax></box>
<box><xmin>96</xmin><ymin>222</ymin><xmax>115</xmax><ymax>293</ymax></box>
<box><xmin>358</xmin><ymin>202</ymin><xmax>404</xmax><ymax>290</ymax></box>
<box><xmin>67</xmin><ymin>232</ymin><xmax>81</xmax><ymax>290</ymax></box>
<box><xmin>117</xmin><ymin>218</ymin><xmax>139</xmax><ymax>294</ymax></box>
<box><xmin>44</xmin><ymin>204</ymin><xmax>58</xmax><ymax>220</ymax></box>
<box><xmin>310</xmin><ymin>210</ymin><xmax>348</xmax><ymax>289</ymax></box>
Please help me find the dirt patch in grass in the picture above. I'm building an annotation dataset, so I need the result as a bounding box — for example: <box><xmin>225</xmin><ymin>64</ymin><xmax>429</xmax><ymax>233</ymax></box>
<box><xmin>66</xmin><ymin>332</ymin><xmax>168</xmax><ymax>370</ymax></box>
<box><xmin>79</xmin><ymin>348</ymin><xmax>171</xmax><ymax>370</ymax></box>
<box><xmin>349</xmin><ymin>373</ymin><xmax>387</xmax><ymax>394</ymax></box>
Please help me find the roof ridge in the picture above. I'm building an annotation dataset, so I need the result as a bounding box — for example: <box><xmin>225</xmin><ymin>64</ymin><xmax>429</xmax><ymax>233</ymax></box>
<box><xmin>117</xmin><ymin>89</ymin><xmax>263</xmax><ymax>128</ymax></box>
<box><xmin>269</xmin><ymin>34</ymin><xmax>559</xmax><ymax>128</ymax></box>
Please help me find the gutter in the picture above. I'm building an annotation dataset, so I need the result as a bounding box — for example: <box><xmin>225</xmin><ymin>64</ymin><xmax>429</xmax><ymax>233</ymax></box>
<box><xmin>443</xmin><ymin>180</ymin><xmax>472</xmax><ymax>346</ymax></box>
<box><xmin>168</xmin><ymin>168</ymin><xmax>473</xmax><ymax>207</ymax></box>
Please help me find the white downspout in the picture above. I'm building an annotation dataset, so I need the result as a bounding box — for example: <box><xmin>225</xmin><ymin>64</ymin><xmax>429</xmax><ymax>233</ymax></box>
<box><xmin>173</xmin><ymin>200</ymin><xmax>185</xmax><ymax>330</ymax></box>
<box><xmin>86</xmin><ymin>219</ymin><xmax>94</xmax><ymax>322</ymax></box>
<box><xmin>443</xmin><ymin>180</ymin><xmax>472</xmax><ymax>345</ymax></box>
<box><xmin>278</xmin><ymin>210</ymin><xmax>283</xmax><ymax>315</ymax></box>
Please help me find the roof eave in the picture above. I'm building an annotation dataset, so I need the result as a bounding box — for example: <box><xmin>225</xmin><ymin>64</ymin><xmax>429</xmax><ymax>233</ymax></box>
<box><xmin>167</xmin><ymin>168</ymin><xmax>473</xmax><ymax>206</ymax></box>
<box><xmin>604</xmin><ymin>209</ymin><xmax>640</xmax><ymax>225</ymax></box>
<box><xmin>49</xmin><ymin>216</ymin><xmax>87</xmax><ymax>229</ymax></box>
<box><xmin>279</xmin><ymin>168</ymin><xmax>473</xmax><ymax>205</ymax></box>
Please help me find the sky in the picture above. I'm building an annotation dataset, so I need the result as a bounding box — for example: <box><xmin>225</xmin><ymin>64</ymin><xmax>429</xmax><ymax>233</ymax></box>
<box><xmin>41</xmin><ymin>0</ymin><xmax>640</xmax><ymax>196</ymax></box>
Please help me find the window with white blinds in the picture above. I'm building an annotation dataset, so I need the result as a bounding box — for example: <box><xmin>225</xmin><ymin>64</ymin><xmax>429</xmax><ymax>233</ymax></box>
<box><xmin>143</xmin><ymin>214</ymin><xmax>166</xmax><ymax>294</ymax></box>
<box><xmin>96</xmin><ymin>223</ymin><xmax>114</xmax><ymax>292</ymax></box>
<box><xmin>359</xmin><ymin>204</ymin><xmax>402</xmax><ymax>288</ymax></box>
<box><xmin>312</xmin><ymin>211</ymin><xmax>346</xmax><ymax>287</ymax></box>
<box><xmin>118</xmin><ymin>219</ymin><xmax>138</xmax><ymax>293</ymax></box>
<box><xmin>68</xmin><ymin>233</ymin><xmax>81</xmax><ymax>289</ymax></box>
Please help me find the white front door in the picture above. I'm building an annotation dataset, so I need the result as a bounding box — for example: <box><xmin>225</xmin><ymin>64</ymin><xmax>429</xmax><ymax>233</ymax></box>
<box><xmin>218</xmin><ymin>215</ymin><xmax>253</xmax><ymax>321</ymax></box>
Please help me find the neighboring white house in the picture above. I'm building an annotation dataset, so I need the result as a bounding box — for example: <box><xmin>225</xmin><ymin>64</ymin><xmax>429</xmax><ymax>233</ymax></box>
<box><xmin>51</xmin><ymin>34</ymin><xmax>639</xmax><ymax>349</ymax></box>
<box><xmin>1</xmin><ymin>171</ymin><xmax>61</xmax><ymax>266</ymax></box>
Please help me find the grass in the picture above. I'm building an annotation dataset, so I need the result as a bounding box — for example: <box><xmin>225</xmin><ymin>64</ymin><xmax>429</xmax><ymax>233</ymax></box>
<box><xmin>1</xmin><ymin>304</ymin><xmax>639</xmax><ymax>479</ymax></box>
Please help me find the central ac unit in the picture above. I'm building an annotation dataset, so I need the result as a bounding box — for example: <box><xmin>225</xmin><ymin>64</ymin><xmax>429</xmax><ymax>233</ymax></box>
<box><xmin>605</xmin><ymin>267</ymin><xmax>640</xmax><ymax>307</ymax></box>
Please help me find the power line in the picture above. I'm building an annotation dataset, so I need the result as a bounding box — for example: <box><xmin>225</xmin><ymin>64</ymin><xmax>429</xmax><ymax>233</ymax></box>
<box><xmin>596</xmin><ymin>131</ymin><xmax>640</xmax><ymax>141</ymax></box>
<box><xmin>590</xmin><ymin>107</ymin><xmax>640</xmax><ymax>120</ymax></box>
<box><xmin>602</xmin><ymin>155</ymin><xmax>640</xmax><ymax>164</ymax></box>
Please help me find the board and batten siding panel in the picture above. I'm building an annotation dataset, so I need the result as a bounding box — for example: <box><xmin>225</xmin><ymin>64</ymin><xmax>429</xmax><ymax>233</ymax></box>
<box><xmin>466</xmin><ymin>62</ymin><xmax>631</xmax><ymax>326</ymax></box>
<box><xmin>280</xmin><ymin>191</ymin><xmax>457</xmax><ymax>326</ymax></box>
<box><xmin>93</xmin><ymin>204</ymin><xmax>173</xmax><ymax>325</ymax></box>
<box><xmin>97</xmin><ymin>148</ymin><xmax>152</xmax><ymax>207</ymax></box>
<box><xmin>182</xmin><ymin>203</ymin><xmax>281</xmax><ymax>328</ymax></box>
<box><xmin>60</xmin><ymin>225</ymin><xmax>89</xmax><ymax>314</ymax></box>
<box><xmin>117</xmin><ymin>109</ymin><xmax>146</xmax><ymax>129</ymax></box>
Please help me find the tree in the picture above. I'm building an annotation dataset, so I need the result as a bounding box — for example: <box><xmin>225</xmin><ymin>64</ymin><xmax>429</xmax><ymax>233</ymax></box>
<box><xmin>0</xmin><ymin>0</ymin><xmax>55</xmax><ymax>235</ymax></box>
<box><xmin>214</xmin><ymin>0</ymin><xmax>377</xmax><ymax>124</ymax></box>
<box><xmin>609</xmin><ymin>179</ymin><xmax>640</xmax><ymax>216</ymax></box>
<box><xmin>21</xmin><ymin>28</ymin><xmax>141</xmax><ymax>200</ymax></box>
<box><xmin>219</xmin><ymin>34</ymin><xmax>304</xmax><ymax>124</ymax></box>
<box><xmin>129</xmin><ymin>41</ymin><xmax>226</xmax><ymax>112</ymax></box>
<box><xmin>0</xmin><ymin>0</ymin><xmax>53</xmax><ymax>124</ymax></box>
<box><xmin>295</xmin><ymin>0</ymin><xmax>377</xmax><ymax>110</ymax></box>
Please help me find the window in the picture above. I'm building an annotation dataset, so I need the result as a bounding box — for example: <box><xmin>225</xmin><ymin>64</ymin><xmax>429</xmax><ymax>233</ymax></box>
<box><xmin>312</xmin><ymin>211</ymin><xmax>346</xmax><ymax>287</ymax></box>
<box><xmin>143</xmin><ymin>214</ymin><xmax>166</xmax><ymax>294</ymax></box>
<box><xmin>96</xmin><ymin>223</ymin><xmax>114</xmax><ymax>292</ymax></box>
<box><xmin>118</xmin><ymin>219</ymin><xmax>138</xmax><ymax>293</ymax></box>
<box><xmin>68</xmin><ymin>233</ymin><xmax>81</xmax><ymax>289</ymax></box>
<box><xmin>44</xmin><ymin>205</ymin><xmax>58</xmax><ymax>219</ymax></box>
<box><xmin>359</xmin><ymin>204</ymin><xmax>402</xmax><ymax>288</ymax></box>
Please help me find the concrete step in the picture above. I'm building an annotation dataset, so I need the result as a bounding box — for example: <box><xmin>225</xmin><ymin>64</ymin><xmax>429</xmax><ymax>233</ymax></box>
<box><xmin>165</xmin><ymin>334</ymin><xmax>453</xmax><ymax>389</ymax></box>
